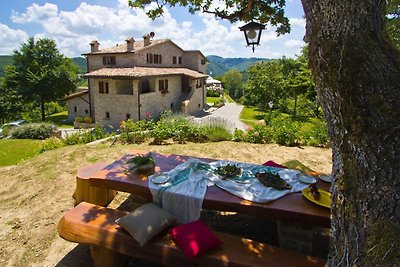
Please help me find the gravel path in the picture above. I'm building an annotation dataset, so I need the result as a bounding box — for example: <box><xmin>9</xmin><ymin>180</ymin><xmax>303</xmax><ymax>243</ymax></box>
<box><xmin>194</xmin><ymin>103</ymin><xmax>248</xmax><ymax>132</ymax></box>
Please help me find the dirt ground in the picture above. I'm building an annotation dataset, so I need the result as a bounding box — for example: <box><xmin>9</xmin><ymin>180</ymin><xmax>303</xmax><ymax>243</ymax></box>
<box><xmin>0</xmin><ymin>142</ymin><xmax>332</xmax><ymax>267</ymax></box>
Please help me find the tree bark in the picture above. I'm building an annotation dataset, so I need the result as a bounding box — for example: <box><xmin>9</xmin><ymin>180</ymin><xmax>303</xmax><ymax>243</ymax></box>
<box><xmin>301</xmin><ymin>0</ymin><xmax>400</xmax><ymax>265</ymax></box>
<box><xmin>40</xmin><ymin>95</ymin><xmax>45</xmax><ymax>122</ymax></box>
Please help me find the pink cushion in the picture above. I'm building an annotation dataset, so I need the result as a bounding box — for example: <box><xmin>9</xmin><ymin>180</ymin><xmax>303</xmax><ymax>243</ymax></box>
<box><xmin>262</xmin><ymin>160</ymin><xmax>287</xmax><ymax>168</ymax></box>
<box><xmin>170</xmin><ymin>220</ymin><xmax>222</xmax><ymax>258</ymax></box>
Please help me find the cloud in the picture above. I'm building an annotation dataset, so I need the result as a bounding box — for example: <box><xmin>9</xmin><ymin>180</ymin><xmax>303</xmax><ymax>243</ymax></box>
<box><xmin>0</xmin><ymin>24</ymin><xmax>28</xmax><ymax>55</ymax></box>
<box><xmin>284</xmin><ymin>39</ymin><xmax>304</xmax><ymax>48</ymax></box>
<box><xmin>5</xmin><ymin>2</ymin><xmax>306</xmax><ymax>58</ymax></box>
<box><xmin>11</xmin><ymin>3</ymin><xmax>58</xmax><ymax>24</ymax></box>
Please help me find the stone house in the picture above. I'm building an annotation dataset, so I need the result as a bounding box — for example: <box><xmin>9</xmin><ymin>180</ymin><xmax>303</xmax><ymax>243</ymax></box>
<box><xmin>77</xmin><ymin>34</ymin><xmax>208</xmax><ymax>128</ymax></box>
<box><xmin>61</xmin><ymin>88</ymin><xmax>90</xmax><ymax>121</ymax></box>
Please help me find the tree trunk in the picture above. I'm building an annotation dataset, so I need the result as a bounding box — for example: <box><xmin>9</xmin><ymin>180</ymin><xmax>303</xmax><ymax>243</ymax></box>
<box><xmin>301</xmin><ymin>0</ymin><xmax>400</xmax><ymax>265</ymax></box>
<box><xmin>40</xmin><ymin>95</ymin><xmax>45</xmax><ymax>122</ymax></box>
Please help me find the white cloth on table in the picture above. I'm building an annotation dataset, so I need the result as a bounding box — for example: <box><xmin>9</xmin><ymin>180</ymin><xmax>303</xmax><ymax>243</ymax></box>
<box><xmin>149</xmin><ymin>159</ymin><xmax>309</xmax><ymax>223</ymax></box>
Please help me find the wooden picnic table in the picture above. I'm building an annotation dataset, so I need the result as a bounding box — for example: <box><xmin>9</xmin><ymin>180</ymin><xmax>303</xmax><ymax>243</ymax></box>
<box><xmin>89</xmin><ymin>151</ymin><xmax>331</xmax><ymax>228</ymax></box>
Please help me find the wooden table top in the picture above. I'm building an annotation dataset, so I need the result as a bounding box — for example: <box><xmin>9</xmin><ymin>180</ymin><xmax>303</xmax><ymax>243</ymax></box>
<box><xmin>90</xmin><ymin>150</ymin><xmax>331</xmax><ymax>228</ymax></box>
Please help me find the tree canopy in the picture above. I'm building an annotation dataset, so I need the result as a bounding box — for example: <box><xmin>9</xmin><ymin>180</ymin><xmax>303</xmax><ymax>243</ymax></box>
<box><xmin>3</xmin><ymin>37</ymin><xmax>77</xmax><ymax>121</ymax></box>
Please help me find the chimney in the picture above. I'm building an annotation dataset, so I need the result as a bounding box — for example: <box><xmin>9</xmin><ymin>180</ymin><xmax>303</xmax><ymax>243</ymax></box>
<box><xmin>126</xmin><ymin>37</ymin><xmax>135</xmax><ymax>51</ymax></box>
<box><xmin>90</xmin><ymin>40</ymin><xmax>100</xmax><ymax>53</ymax></box>
<box><xmin>143</xmin><ymin>34</ymin><xmax>151</xmax><ymax>46</ymax></box>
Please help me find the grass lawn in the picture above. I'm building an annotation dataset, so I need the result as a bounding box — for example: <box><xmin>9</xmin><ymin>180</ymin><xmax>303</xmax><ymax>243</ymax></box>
<box><xmin>46</xmin><ymin>111</ymin><xmax>73</xmax><ymax>128</ymax></box>
<box><xmin>206</xmin><ymin>96</ymin><xmax>221</xmax><ymax>104</ymax></box>
<box><xmin>224</xmin><ymin>93</ymin><xmax>235</xmax><ymax>103</ymax></box>
<box><xmin>240</xmin><ymin>106</ymin><xmax>266</xmax><ymax>127</ymax></box>
<box><xmin>0</xmin><ymin>139</ymin><xmax>41</xmax><ymax>166</ymax></box>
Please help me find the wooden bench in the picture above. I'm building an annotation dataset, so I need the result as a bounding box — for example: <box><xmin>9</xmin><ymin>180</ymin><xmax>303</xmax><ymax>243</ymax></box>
<box><xmin>58</xmin><ymin>202</ymin><xmax>326</xmax><ymax>267</ymax></box>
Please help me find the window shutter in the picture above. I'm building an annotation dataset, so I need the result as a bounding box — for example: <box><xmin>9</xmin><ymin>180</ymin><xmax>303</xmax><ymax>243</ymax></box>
<box><xmin>159</xmin><ymin>80</ymin><xmax>164</xmax><ymax>91</ymax></box>
<box><xmin>179</xmin><ymin>57</ymin><xmax>182</xmax><ymax>64</ymax></box>
<box><xmin>173</xmin><ymin>56</ymin><xmax>176</xmax><ymax>64</ymax></box>
<box><xmin>160</xmin><ymin>55</ymin><xmax>162</xmax><ymax>64</ymax></box>
<box><xmin>147</xmin><ymin>54</ymin><xmax>149</xmax><ymax>63</ymax></box>
<box><xmin>105</xmin><ymin>82</ymin><xmax>109</xmax><ymax>94</ymax></box>
<box><xmin>102</xmin><ymin>57</ymin><xmax>106</xmax><ymax>65</ymax></box>
<box><xmin>111</xmin><ymin>56</ymin><xmax>116</xmax><ymax>65</ymax></box>
<box><xmin>99</xmin><ymin>82</ymin><xmax>104</xmax><ymax>93</ymax></box>
<box><xmin>165</xmin><ymin>79</ymin><xmax>168</xmax><ymax>90</ymax></box>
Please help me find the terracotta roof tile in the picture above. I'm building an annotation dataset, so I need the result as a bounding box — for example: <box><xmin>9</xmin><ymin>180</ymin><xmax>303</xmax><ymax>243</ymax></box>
<box><xmin>83</xmin><ymin>39</ymin><xmax>170</xmax><ymax>55</ymax></box>
<box><xmin>83</xmin><ymin>67</ymin><xmax>208</xmax><ymax>79</ymax></box>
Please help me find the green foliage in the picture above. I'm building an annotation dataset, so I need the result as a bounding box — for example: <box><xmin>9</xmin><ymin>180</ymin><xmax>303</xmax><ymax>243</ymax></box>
<box><xmin>232</xmin><ymin>129</ymin><xmax>245</xmax><ymax>142</ymax></box>
<box><xmin>0</xmin><ymin>77</ymin><xmax>24</xmax><ymax>123</ymax></box>
<box><xmin>200</xmin><ymin>124</ymin><xmax>232</xmax><ymax>142</ymax></box>
<box><xmin>386</xmin><ymin>0</ymin><xmax>400</xmax><ymax>49</ymax></box>
<box><xmin>270</xmin><ymin>116</ymin><xmax>300</xmax><ymax>146</ymax></box>
<box><xmin>206</xmin><ymin>55</ymin><xmax>270</xmax><ymax>76</ymax></box>
<box><xmin>3</xmin><ymin>37</ymin><xmax>78</xmax><ymax>121</ymax></box>
<box><xmin>300</xmin><ymin>120</ymin><xmax>330</xmax><ymax>147</ymax></box>
<box><xmin>83</xmin><ymin>117</ymin><xmax>93</xmax><ymax>123</ymax></box>
<box><xmin>39</xmin><ymin>137</ymin><xmax>64</xmax><ymax>153</ymax></box>
<box><xmin>128</xmin><ymin>0</ymin><xmax>290</xmax><ymax>34</ymax></box>
<box><xmin>206</xmin><ymin>90</ymin><xmax>220</xmax><ymax>97</ymax></box>
<box><xmin>244</xmin><ymin>125</ymin><xmax>273</xmax><ymax>144</ymax></box>
<box><xmin>213</xmin><ymin>97</ymin><xmax>225</xmax><ymax>107</ymax></box>
<box><xmin>220</xmin><ymin>69</ymin><xmax>244</xmax><ymax>101</ymax></box>
<box><xmin>63</xmin><ymin>124</ymin><xmax>108</xmax><ymax>145</ymax></box>
<box><xmin>119</xmin><ymin>119</ymin><xmax>150</xmax><ymax>144</ymax></box>
<box><xmin>75</xmin><ymin>117</ymin><xmax>83</xmax><ymax>123</ymax></box>
<box><xmin>10</xmin><ymin>123</ymin><xmax>56</xmax><ymax>140</ymax></box>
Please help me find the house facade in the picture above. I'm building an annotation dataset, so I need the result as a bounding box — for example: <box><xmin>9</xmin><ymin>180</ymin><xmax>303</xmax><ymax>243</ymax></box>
<box><xmin>61</xmin><ymin>88</ymin><xmax>90</xmax><ymax>121</ymax></box>
<box><xmin>81</xmin><ymin>34</ymin><xmax>208</xmax><ymax>128</ymax></box>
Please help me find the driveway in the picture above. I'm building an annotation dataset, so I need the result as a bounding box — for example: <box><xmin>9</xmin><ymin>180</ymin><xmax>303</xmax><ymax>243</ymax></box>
<box><xmin>193</xmin><ymin>103</ymin><xmax>248</xmax><ymax>132</ymax></box>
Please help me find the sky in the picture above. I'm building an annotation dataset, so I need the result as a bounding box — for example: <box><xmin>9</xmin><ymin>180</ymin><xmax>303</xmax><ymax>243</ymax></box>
<box><xmin>0</xmin><ymin>0</ymin><xmax>306</xmax><ymax>59</ymax></box>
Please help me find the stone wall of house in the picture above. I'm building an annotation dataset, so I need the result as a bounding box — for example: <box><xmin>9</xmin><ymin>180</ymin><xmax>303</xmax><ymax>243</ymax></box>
<box><xmin>87</xmin><ymin>53</ymin><xmax>135</xmax><ymax>72</ymax></box>
<box><xmin>140</xmin><ymin>75</ymin><xmax>183</xmax><ymax>119</ymax></box>
<box><xmin>184</xmin><ymin>51</ymin><xmax>207</xmax><ymax>74</ymax></box>
<box><xmin>181</xmin><ymin>80</ymin><xmax>205</xmax><ymax>115</ymax></box>
<box><xmin>91</xmin><ymin>78</ymin><xmax>139</xmax><ymax>128</ymax></box>
<box><xmin>134</xmin><ymin>42</ymin><xmax>185</xmax><ymax>69</ymax></box>
<box><xmin>66</xmin><ymin>94</ymin><xmax>90</xmax><ymax>121</ymax></box>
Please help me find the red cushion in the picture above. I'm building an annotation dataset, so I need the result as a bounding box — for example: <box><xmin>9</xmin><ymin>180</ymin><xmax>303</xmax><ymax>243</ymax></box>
<box><xmin>170</xmin><ymin>220</ymin><xmax>222</xmax><ymax>258</ymax></box>
<box><xmin>262</xmin><ymin>160</ymin><xmax>287</xmax><ymax>168</ymax></box>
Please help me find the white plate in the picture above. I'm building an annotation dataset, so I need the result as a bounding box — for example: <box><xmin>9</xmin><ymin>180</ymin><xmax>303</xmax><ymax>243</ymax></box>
<box><xmin>297</xmin><ymin>173</ymin><xmax>317</xmax><ymax>184</ymax></box>
<box><xmin>151</xmin><ymin>174</ymin><xmax>170</xmax><ymax>184</ymax></box>
<box><xmin>318</xmin><ymin>174</ymin><xmax>332</xmax><ymax>183</ymax></box>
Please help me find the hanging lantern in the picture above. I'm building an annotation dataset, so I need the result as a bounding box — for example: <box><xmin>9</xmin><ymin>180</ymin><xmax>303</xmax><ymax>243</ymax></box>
<box><xmin>239</xmin><ymin>21</ymin><xmax>265</xmax><ymax>52</ymax></box>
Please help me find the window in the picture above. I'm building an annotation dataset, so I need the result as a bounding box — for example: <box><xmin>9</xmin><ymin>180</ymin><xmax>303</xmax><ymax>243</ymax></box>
<box><xmin>172</xmin><ymin>56</ymin><xmax>177</xmax><ymax>64</ymax></box>
<box><xmin>105</xmin><ymin>112</ymin><xmax>110</xmax><ymax>119</ymax></box>
<box><xmin>159</xmin><ymin>79</ymin><xmax>168</xmax><ymax>92</ymax></box>
<box><xmin>99</xmin><ymin>82</ymin><xmax>109</xmax><ymax>94</ymax></box>
<box><xmin>201</xmin><ymin>59</ymin><xmax>206</xmax><ymax>65</ymax></box>
<box><xmin>126</xmin><ymin>114</ymin><xmax>131</xmax><ymax>120</ymax></box>
<box><xmin>103</xmin><ymin>56</ymin><xmax>116</xmax><ymax>65</ymax></box>
<box><xmin>85</xmin><ymin>109</ymin><xmax>89</xmax><ymax>114</ymax></box>
<box><xmin>196</xmin><ymin>79</ymin><xmax>202</xmax><ymax>88</ymax></box>
<box><xmin>74</xmin><ymin>106</ymin><xmax>77</xmax><ymax>112</ymax></box>
<box><xmin>178</xmin><ymin>57</ymin><xmax>182</xmax><ymax>64</ymax></box>
<box><xmin>147</xmin><ymin>53</ymin><xmax>162</xmax><ymax>64</ymax></box>
<box><xmin>154</xmin><ymin>54</ymin><xmax>162</xmax><ymax>64</ymax></box>
<box><xmin>170</xmin><ymin>103</ymin><xmax>174</xmax><ymax>109</ymax></box>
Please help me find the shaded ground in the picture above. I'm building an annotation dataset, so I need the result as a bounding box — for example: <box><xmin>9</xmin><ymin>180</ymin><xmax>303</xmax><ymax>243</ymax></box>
<box><xmin>0</xmin><ymin>142</ymin><xmax>332</xmax><ymax>267</ymax></box>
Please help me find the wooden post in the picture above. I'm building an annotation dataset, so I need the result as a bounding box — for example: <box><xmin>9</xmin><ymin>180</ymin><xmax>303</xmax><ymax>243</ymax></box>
<box><xmin>73</xmin><ymin>163</ymin><xmax>117</xmax><ymax>206</ymax></box>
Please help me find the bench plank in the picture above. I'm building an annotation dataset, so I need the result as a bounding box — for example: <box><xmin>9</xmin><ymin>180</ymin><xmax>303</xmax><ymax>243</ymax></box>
<box><xmin>58</xmin><ymin>202</ymin><xmax>326</xmax><ymax>267</ymax></box>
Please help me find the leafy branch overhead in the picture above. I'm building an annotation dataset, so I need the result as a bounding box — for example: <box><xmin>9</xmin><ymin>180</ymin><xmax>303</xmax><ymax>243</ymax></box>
<box><xmin>128</xmin><ymin>0</ymin><xmax>291</xmax><ymax>35</ymax></box>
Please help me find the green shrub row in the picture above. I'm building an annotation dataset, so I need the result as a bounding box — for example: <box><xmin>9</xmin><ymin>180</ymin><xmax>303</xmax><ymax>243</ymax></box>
<box><xmin>63</xmin><ymin>124</ymin><xmax>109</xmax><ymax>145</ymax></box>
<box><xmin>10</xmin><ymin>123</ymin><xmax>56</xmax><ymax>140</ymax></box>
<box><xmin>119</xmin><ymin>112</ymin><xmax>232</xmax><ymax>145</ymax></box>
<box><xmin>234</xmin><ymin>115</ymin><xmax>329</xmax><ymax>147</ymax></box>
<box><xmin>206</xmin><ymin>90</ymin><xmax>221</xmax><ymax>97</ymax></box>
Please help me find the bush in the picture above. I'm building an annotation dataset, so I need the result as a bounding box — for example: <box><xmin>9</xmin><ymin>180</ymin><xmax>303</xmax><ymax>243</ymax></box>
<box><xmin>207</xmin><ymin>90</ymin><xmax>220</xmax><ymax>97</ymax></box>
<box><xmin>202</xmin><ymin>124</ymin><xmax>232</xmax><ymax>142</ymax></box>
<box><xmin>270</xmin><ymin>116</ymin><xmax>300</xmax><ymax>146</ymax></box>
<box><xmin>63</xmin><ymin>124</ymin><xmax>108</xmax><ymax>145</ymax></box>
<box><xmin>75</xmin><ymin>117</ymin><xmax>83</xmax><ymax>123</ymax></box>
<box><xmin>213</xmin><ymin>97</ymin><xmax>225</xmax><ymax>107</ymax></box>
<box><xmin>83</xmin><ymin>117</ymin><xmax>93</xmax><ymax>123</ymax></box>
<box><xmin>244</xmin><ymin>125</ymin><xmax>273</xmax><ymax>144</ymax></box>
<box><xmin>39</xmin><ymin>137</ymin><xmax>63</xmax><ymax>153</ymax></box>
<box><xmin>10</xmin><ymin>123</ymin><xmax>57</xmax><ymax>140</ymax></box>
<box><xmin>302</xmin><ymin>120</ymin><xmax>330</xmax><ymax>147</ymax></box>
<box><xmin>232</xmin><ymin>129</ymin><xmax>245</xmax><ymax>142</ymax></box>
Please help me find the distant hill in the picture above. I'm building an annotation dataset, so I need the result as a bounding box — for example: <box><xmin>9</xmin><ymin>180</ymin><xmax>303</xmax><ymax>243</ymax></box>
<box><xmin>0</xmin><ymin>55</ymin><xmax>13</xmax><ymax>77</ymax></box>
<box><xmin>206</xmin><ymin>55</ymin><xmax>270</xmax><ymax>77</ymax></box>
<box><xmin>1</xmin><ymin>54</ymin><xmax>268</xmax><ymax>78</ymax></box>
<box><xmin>0</xmin><ymin>56</ymin><xmax>87</xmax><ymax>77</ymax></box>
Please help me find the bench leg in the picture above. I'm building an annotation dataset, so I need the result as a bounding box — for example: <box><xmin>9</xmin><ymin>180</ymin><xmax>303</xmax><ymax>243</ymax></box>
<box><xmin>90</xmin><ymin>245</ymin><xmax>128</xmax><ymax>267</ymax></box>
